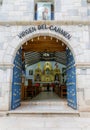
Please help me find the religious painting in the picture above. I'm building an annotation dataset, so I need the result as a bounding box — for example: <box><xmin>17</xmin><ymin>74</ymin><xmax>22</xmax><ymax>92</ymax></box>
<box><xmin>29</xmin><ymin>69</ymin><xmax>33</xmax><ymax>75</ymax></box>
<box><xmin>37</xmin><ymin>2</ymin><xmax>51</xmax><ymax>20</ymax></box>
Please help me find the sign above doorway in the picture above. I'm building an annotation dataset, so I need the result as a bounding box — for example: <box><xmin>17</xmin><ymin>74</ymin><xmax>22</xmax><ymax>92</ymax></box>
<box><xmin>18</xmin><ymin>24</ymin><xmax>72</xmax><ymax>40</ymax></box>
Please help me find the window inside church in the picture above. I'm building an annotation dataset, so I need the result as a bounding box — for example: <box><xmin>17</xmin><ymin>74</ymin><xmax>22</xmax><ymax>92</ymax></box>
<box><xmin>29</xmin><ymin>70</ymin><xmax>33</xmax><ymax>75</ymax></box>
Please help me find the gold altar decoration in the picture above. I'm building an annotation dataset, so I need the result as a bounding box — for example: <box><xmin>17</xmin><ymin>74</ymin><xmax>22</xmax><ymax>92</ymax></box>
<box><xmin>34</xmin><ymin>68</ymin><xmax>42</xmax><ymax>81</ymax></box>
<box><xmin>34</xmin><ymin>62</ymin><xmax>61</xmax><ymax>82</ymax></box>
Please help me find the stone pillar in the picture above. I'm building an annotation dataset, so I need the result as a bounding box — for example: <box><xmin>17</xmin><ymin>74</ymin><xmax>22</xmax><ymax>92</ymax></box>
<box><xmin>0</xmin><ymin>64</ymin><xmax>13</xmax><ymax>111</ymax></box>
<box><xmin>76</xmin><ymin>66</ymin><xmax>90</xmax><ymax>112</ymax></box>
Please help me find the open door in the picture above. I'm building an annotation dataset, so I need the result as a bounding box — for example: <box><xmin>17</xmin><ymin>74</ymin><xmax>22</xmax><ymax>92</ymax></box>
<box><xmin>11</xmin><ymin>48</ymin><xmax>22</xmax><ymax>110</ymax></box>
<box><xmin>66</xmin><ymin>48</ymin><xmax>77</xmax><ymax>109</ymax></box>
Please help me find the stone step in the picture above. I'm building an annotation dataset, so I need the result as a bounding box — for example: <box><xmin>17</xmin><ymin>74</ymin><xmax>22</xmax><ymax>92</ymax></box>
<box><xmin>0</xmin><ymin>111</ymin><xmax>8</xmax><ymax>117</ymax></box>
<box><xmin>7</xmin><ymin>101</ymin><xmax>79</xmax><ymax>117</ymax></box>
<box><xmin>7</xmin><ymin>111</ymin><xmax>80</xmax><ymax>117</ymax></box>
<box><xmin>80</xmin><ymin>112</ymin><xmax>90</xmax><ymax>117</ymax></box>
<box><xmin>2</xmin><ymin>100</ymin><xmax>79</xmax><ymax>117</ymax></box>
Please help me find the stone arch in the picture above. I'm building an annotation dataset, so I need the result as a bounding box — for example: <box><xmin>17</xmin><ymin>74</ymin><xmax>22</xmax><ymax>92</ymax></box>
<box><xmin>2</xmin><ymin>29</ymin><xmax>83</xmax><ymax>110</ymax></box>
<box><xmin>3</xmin><ymin>29</ymin><xmax>83</xmax><ymax>65</ymax></box>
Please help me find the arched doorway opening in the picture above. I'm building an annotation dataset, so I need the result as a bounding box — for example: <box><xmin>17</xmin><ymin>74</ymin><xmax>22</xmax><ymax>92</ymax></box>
<box><xmin>11</xmin><ymin>35</ymin><xmax>77</xmax><ymax>110</ymax></box>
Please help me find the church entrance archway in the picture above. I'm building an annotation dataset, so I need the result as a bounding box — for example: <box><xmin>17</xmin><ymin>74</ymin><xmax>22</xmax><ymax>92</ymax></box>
<box><xmin>11</xmin><ymin>35</ymin><xmax>77</xmax><ymax>110</ymax></box>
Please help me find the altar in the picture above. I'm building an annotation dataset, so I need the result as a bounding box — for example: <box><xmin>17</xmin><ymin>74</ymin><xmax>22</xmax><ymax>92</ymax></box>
<box><xmin>34</xmin><ymin>62</ymin><xmax>61</xmax><ymax>83</ymax></box>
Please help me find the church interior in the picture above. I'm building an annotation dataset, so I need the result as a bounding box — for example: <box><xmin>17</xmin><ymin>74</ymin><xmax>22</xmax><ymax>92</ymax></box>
<box><xmin>20</xmin><ymin>36</ymin><xmax>67</xmax><ymax>102</ymax></box>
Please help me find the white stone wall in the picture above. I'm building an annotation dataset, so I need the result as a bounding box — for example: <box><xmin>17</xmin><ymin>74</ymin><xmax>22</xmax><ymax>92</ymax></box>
<box><xmin>0</xmin><ymin>24</ymin><xmax>90</xmax><ymax>111</ymax></box>
<box><xmin>0</xmin><ymin>0</ymin><xmax>90</xmax><ymax>111</ymax></box>
<box><xmin>0</xmin><ymin>0</ymin><xmax>34</xmax><ymax>22</ymax></box>
<box><xmin>0</xmin><ymin>67</ymin><xmax>13</xmax><ymax>110</ymax></box>
<box><xmin>76</xmin><ymin>67</ymin><xmax>90</xmax><ymax>111</ymax></box>
<box><xmin>1</xmin><ymin>25</ymin><xmax>90</xmax><ymax>64</ymax></box>
<box><xmin>0</xmin><ymin>0</ymin><xmax>89</xmax><ymax>22</ymax></box>
<box><xmin>55</xmin><ymin>0</ymin><xmax>88</xmax><ymax>21</ymax></box>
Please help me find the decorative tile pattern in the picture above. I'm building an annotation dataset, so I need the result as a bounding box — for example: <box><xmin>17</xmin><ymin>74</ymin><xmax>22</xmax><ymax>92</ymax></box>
<box><xmin>66</xmin><ymin>48</ymin><xmax>77</xmax><ymax>109</ymax></box>
<box><xmin>11</xmin><ymin>48</ymin><xmax>22</xmax><ymax>110</ymax></box>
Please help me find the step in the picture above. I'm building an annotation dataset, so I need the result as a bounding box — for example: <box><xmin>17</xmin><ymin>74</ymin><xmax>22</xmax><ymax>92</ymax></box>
<box><xmin>7</xmin><ymin>110</ymin><xmax>80</xmax><ymax>117</ymax></box>
<box><xmin>7</xmin><ymin>100</ymin><xmax>80</xmax><ymax>117</ymax></box>
<box><xmin>7</xmin><ymin>112</ymin><xmax>80</xmax><ymax>117</ymax></box>
<box><xmin>0</xmin><ymin>111</ymin><xmax>8</xmax><ymax>117</ymax></box>
<box><xmin>80</xmin><ymin>112</ymin><xmax>90</xmax><ymax>117</ymax></box>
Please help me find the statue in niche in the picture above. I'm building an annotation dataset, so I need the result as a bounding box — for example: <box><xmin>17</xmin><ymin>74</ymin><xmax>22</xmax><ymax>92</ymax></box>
<box><xmin>46</xmin><ymin>68</ymin><xmax>50</xmax><ymax>75</ymax></box>
<box><xmin>55</xmin><ymin>74</ymin><xmax>59</xmax><ymax>81</ymax></box>
<box><xmin>42</xmin><ymin>7</ymin><xmax>49</xmax><ymax>20</ymax></box>
<box><xmin>36</xmin><ymin>74</ymin><xmax>41</xmax><ymax>81</ymax></box>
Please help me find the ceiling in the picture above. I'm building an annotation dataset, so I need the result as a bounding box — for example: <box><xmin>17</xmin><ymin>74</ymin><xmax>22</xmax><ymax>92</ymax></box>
<box><xmin>25</xmin><ymin>51</ymin><xmax>66</xmax><ymax>66</ymax></box>
<box><xmin>22</xmin><ymin>36</ymin><xmax>67</xmax><ymax>67</ymax></box>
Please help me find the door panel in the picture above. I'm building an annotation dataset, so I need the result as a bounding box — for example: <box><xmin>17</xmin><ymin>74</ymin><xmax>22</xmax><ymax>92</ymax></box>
<box><xmin>11</xmin><ymin>48</ymin><xmax>22</xmax><ymax>110</ymax></box>
<box><xmin>66</xmin><ymin>48</ymin><xmax>77</xmax><ymax>109</ymax></box>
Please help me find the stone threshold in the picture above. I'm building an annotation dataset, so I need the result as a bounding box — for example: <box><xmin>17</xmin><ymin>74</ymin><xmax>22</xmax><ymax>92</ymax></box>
<box><xmin>2</xmin><ymin>111</ymin><xmax>90</xmax><ymax>117</ymax></box>
<box><xmin>7</xmin><ymin>111</ymin><xmax>80</xmax><ymax>117</ymax></box>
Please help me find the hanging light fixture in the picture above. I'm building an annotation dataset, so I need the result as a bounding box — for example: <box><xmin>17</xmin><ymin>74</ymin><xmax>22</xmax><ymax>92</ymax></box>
<box><xmin>38</xmin><ymin>36</ymin><xmax>39</xmax><ymax>40</ymax></box>
<box><xmin>31</xmin><ymin>39</ymin><xmax>33</xmax><ymax>42</ymax></box>
<box><xmin>62</xmin><ymin>43</ymin><xmax>64</xmax><ymax>46</ymax></box>
<box><xmin>66</xmin><ymin>47</ymin><xmax>68</xmax><ymax>50</ymax></box>
<box><xmin>56</xmin><ymin>39</ymin><xmax>58</xmax><ymax>42</ymax></box>
<box><xmin>44</xmin><ymin>36</ymin><xmax>46</xmax><ymax>39</ymax></box>
<box><xmin>51</xmin><ymin>37</ymin><xmax>52</xmax><ymax>40</ymax></box>
<box><xmin>26</xmin><ymin>41</ymin><xmax>28</xmax><ymax>45</ymax></box>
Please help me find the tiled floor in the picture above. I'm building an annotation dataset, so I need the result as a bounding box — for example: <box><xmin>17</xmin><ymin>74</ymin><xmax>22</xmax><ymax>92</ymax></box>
<box><xmin>10</xmin><ymin>92</ymin><xmax>78</xmax><ymax>113</ymax></box>
<box><xmin>31</xmin><ymin>91</ymin><xmax>62</xmax><ymax>101</ymax></box>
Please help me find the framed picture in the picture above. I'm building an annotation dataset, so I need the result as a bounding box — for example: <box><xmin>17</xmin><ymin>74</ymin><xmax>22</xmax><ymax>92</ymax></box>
<box><xmin>29</xmin><ymin>69</ymin><xmax>33</xmax><ymax>75</ymax></box>
<box><xmin>37</xmin><ymin>2</ymin><xmax>51</xmax><ymax>20</ymax></box>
